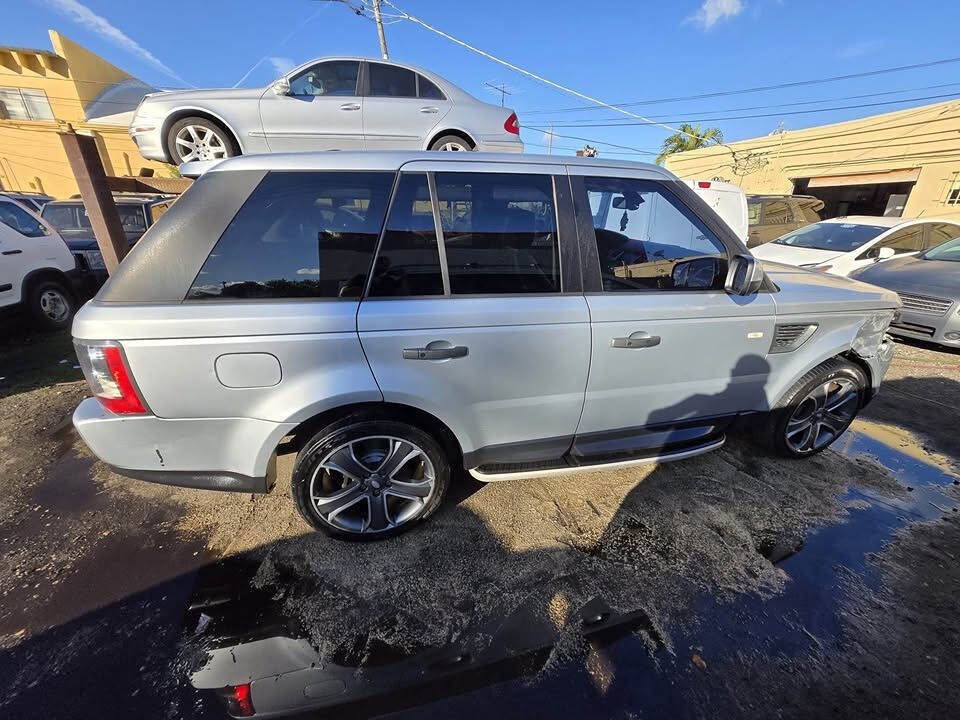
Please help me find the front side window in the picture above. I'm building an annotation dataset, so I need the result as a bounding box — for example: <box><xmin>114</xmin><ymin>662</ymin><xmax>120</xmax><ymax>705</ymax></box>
<box><xmin>187</xmin><ymin>171</ymin><xmax>393</xmax><ymax>300</ymax></box>
<box><xmin>923</xmin><ymin>236</ymin><xmax>960</xmax><ymax>262</ymax></box>
<box><xmin>288</xmin><ymin>61</ymin><xmax>359</xmax><ymax>97</ymax></box>
<box><xmin>585</xmin><ymin>177</ymin><xmax>727</xmax><ymax>292</ymax></box>
<box><xmin>0</xmin><ymin>201</ymin><xmax>48</xmax><ymax>238</ymax></box>
<box><xmin>369</xmin><ymin>173</ymin><xmax>444</xmax><ymax>297</ymax></box>
<box><xmin>435</xmin><ymin>173</ymin><xmax>559</xmax><ymax>294</ymax></box>
<box><xmin>41</xmin><ymin>204</ymin><xmax>79</xmax><ymax>230</ymax></box>
<box><xmin>369</xmin><ymin>64</ymin><xmax>416</xmax><ymax>98</ymax></box>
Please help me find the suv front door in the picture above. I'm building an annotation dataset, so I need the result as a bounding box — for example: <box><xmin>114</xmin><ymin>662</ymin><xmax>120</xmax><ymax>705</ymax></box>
<box><xmin>258</xmin><ymin>60</ymin><xmax>364</xmax><ymax>152</ymax></box>
<box><xmin>358</xmin><ymin>162</ymin><xmax>590</xmax><ymax>469</ymax></box>
<box><xmin>569</xmin><ymin>170</ymin><xmax>776</xmax><ymax>461</ymax></box>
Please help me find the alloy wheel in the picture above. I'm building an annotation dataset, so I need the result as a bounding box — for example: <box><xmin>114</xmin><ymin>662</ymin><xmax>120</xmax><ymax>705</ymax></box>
<box><xmin>39</xmin><ymin>289</ymin><xmax>70</xmax><ymax>322</ymax></box>
<box><xmin>438</xmin><ymin>141</ymin><xmax>468</xmax><ymax>151</ymax></box>
<box><xmin>174</xmin><ymin>125</ymin><xmax>229</xmax><ymax>162</ymax></box>
<box><xmin>308</xmin><ymin>436</ymin><xmax>436</xmax><ymax>535</ymax></box>
<box><xmin>784</xmin><ymin>378</ymin><xmax>859</xmax><ymax>453</ymax></box>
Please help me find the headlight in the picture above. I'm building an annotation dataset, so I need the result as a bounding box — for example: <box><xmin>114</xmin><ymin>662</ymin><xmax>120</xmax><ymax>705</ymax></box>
<box><xmin>81</xmin><ymin>249</ymin><xmax>106</xmax><ymax>270</ymax></box>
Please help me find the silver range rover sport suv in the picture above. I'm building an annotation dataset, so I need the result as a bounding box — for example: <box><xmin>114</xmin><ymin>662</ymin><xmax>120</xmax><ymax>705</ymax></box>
<box><xmin>71</xmin><ymin>152</ymin><xmax>899</xmax><ymax>539</ymax></box>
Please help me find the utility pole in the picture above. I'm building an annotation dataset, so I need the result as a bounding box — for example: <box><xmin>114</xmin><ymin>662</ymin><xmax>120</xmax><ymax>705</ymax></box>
<box><xmin>372</xmin><ymin>0</ymin><xmax>389</xmax><ymax>59</ymax></box>
<box><xmin>484</xmin><ymin>82</ymin><xmax>512</xmax><ymax>107</ymax></box>
<box><xmin>547</xmin><ymin>125</ymin><xmax>554</xmax><ymax>155</ymax></box>
<box><xmin>58</xmin><ymin>127</ymin><xmax>128</xmax><ymax>274</ymax></box>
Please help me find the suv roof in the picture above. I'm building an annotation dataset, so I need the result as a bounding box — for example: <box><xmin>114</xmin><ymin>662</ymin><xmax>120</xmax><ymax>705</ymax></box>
<box><xmin>48</xmin><ymin>195</ymin><xmax>171</xmax><ymax>206</ymax></box>
<box><xmin>194</xmin><ymin>151</ymin><xmax>667</xmax><ymax>177</ymax></box>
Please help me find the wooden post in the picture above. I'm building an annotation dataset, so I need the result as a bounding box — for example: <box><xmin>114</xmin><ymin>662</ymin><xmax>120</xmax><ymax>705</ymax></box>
<box><xmin>58</xmin><ymin>128</ymin><xmax>128</xmax><ymax>274</ymax></box>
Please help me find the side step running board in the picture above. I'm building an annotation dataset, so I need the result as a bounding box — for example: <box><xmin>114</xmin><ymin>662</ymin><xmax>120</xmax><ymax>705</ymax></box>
<box><xmin>469</xmin><ymin>437</ymin><xmax>725</xmax><ymax>482</ymax></box>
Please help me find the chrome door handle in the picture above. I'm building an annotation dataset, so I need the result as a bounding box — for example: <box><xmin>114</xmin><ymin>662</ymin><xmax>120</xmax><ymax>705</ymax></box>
<box><xmin>419</xmin><ymin>106</ymin><xmax>439</xmax><ymax>113</ymax></box>
<box><xmin>402</xmin><ymin>346</ymin><xmax>468</xmax><ymax>360</ymax></box>
<box><xmin>339</xmin><ymin>103</ymin><xmax>361</xmax><ymax>111</ymax></box>
<box><xmin>611</xmin><ymin>331</ymin><xmax>661</xmax><ymax>349</ymax></box>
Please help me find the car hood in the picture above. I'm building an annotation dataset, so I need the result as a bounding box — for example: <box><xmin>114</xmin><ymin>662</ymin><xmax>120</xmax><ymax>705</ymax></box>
<box><xmin>761</xmin><ymin>260</ymin><xmax>900</xmax><ymax>314</ymax></box>
<box><xmin>139</xmin><ymin>86</ymin><xmax>265</xmax><ymax>110</ymax></box>
<box><xmin>851</xmin><ymin>256</ymin><xmax>960</xmax><ymax>298</ymax></box>
<box><xmin>751</xmin><ymin>243</ymin><xmax>843</xmax><ymax>266</ymax></box>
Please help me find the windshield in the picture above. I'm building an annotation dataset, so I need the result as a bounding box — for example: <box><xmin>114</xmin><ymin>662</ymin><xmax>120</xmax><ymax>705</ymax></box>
<box><xmin>773</xmin><ymin>222</ymin><xmax>886</xmax><ymax>252</ymax></box>
<box><xmin>922</xmin><ymin>236</ymin><xmax>960</xmax><ymax>262</ymax></box>
<box><xmin>42</xmin><ymin>203</ymin><xmax>146</xmax><ymax>233</ymax></box>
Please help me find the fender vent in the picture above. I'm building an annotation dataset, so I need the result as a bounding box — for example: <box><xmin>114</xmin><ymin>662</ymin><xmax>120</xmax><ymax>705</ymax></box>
<box><xmin>770</xmin><ymin>323</ymin><xmax>818</xmax><ymax>354</ymax></box>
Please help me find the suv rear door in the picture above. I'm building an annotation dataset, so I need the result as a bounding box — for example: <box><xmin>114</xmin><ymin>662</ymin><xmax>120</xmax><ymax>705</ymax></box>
<box><xmin>568</xmin><ymin>168</ymin><xmax>776</xmax><ymax>462</ymax></box>
<box><xmin>357</xmin><ymin>160</ymin><xmax>590</xmax><ymax>469</ymax></box>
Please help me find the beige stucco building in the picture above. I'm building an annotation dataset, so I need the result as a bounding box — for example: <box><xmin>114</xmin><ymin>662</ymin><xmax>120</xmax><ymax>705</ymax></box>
<box><xmin>0</xmin><ymin>30</ymin><xmax>170</xmax><ymax>199</ymax></box>
<box><xmin>664</xmin><ymin>99</ymin><xmax>960</xmax><ymax>220</ymax></box>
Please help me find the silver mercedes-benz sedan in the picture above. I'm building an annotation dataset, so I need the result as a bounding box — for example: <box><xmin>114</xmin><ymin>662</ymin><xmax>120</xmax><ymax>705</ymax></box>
<box><xmin>129</xmin><ymin>56</ymin><xmax>524</xmax><ymax>163</ymax></box>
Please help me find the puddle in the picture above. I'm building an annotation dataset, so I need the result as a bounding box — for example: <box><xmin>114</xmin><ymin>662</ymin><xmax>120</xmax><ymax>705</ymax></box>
<box><xmin>179</xmin><ymin>430</ymin><xmax>959</xmax><ymax>718</ymax></box>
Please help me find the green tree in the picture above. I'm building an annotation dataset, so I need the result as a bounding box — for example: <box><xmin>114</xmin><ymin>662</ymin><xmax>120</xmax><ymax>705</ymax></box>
<box><xmin>656</xmin><ymin>123</ymin><xmax>723</xmax><ymax>165</ymax></box>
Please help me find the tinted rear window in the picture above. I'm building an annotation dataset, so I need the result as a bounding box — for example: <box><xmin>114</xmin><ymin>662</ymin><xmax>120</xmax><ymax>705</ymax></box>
<box><xmin>369</xmin><ymin>64</ymin><xmax>416</xmax><ymax>98</ymax></box>
<box><xmin>435</xmin><ymin>172</ymin><xmax>559</xmax><ymax>294</ymax></box>
<box><xmin>187</xmin><ymin>172</ymin><xmax>394</xmax><ymax>300</ymax></box>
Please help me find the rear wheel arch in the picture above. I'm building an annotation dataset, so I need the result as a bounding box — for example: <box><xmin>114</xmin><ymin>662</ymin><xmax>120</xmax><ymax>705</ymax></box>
<box><xmin>282</xmin><ymin>401</ymin><xmax>464</xmax><ymax>471</ymax></box>
<box><xmin>21</xmin><ymin>267</ymin><xmax>74</xmax><ymax>302</ymax></box>
<box><xmin>426</xmin><ymin>128</ymin><xmax>475</xmax><ymax>151</ymax></box>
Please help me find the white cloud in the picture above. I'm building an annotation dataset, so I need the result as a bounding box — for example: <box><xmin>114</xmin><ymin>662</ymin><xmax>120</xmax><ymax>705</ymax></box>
<box><xmin>42</xmin><ymin>0</ymin><xmax>192</xmax><ymax>86</ymax></box>
<box><xmin>837</xmin><ymin>39</ymin><xmax>883</xmax><ymax>59</ymax></box>
<box><xmin>268</xmin><ymin>57</ymin><xmax>296</xmax><ymax>77</ymax></box>
<box><xmin>687</xmin><ymin>0</ymin><xmax>745</xmax><ymax>29</ymax></box>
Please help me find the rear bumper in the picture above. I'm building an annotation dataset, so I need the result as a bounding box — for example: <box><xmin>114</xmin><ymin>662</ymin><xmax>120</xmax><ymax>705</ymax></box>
<box><xmin>73</xmin><ymin>398</ymin><xmax>293</xmax><ymax>492</ymax></box>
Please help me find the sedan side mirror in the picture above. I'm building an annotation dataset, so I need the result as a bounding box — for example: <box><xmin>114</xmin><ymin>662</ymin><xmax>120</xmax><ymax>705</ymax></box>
<box><xmin>725</xmin><ymin>254</ymin><xmax>765</xmax><ymax>296</ymax></box>
<box><xmin>875</xmin><ymin>246</ymin><xmax>895</xmax><ymax>261</ymax></box>
<box><xmin>272</xmin><ymin>78</ymin><xmax>291</xmax><ymax>96</ymax></box>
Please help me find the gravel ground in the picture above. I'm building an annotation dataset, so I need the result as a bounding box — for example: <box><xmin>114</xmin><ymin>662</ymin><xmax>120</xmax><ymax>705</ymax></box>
<box><xmin>0</xmin><ymin>327</ymin><xmax>958</xmax><ymax>719</ymax></box>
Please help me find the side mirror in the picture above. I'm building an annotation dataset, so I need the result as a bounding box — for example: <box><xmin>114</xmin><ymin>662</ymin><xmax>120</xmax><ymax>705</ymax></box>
<box><xmin>725</xmin><ymin>254</ymin><xmax>765</xmax><ymax>296</ymax></box>
<box><xmin>875</xmin><ymin>246</ymin><xmax>895</xmax><ymax>261</ymax></box>
<box><xmin>272</xmin><ymin>78</ymin><xmax>291</xmax><ymax>96</ymax></box>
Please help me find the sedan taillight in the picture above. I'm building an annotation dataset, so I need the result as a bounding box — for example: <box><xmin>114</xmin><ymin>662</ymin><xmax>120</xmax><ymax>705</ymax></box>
<box><xmin>504</xmin><ymin>112</ymin><xmax>520</xmax><ymax>135</ymax></box>
<box><xmin>74</xmin><ymin>340</ymin><xmax>148</xmax><ymax>415</ymax></box>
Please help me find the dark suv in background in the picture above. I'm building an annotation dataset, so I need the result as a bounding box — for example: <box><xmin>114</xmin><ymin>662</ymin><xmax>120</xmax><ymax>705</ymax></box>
<box><xmin>747</xmin><ymin>194</ymin><xmax>824</xmax><ymax>248</ymax></box>
<box><xmin>41</xmin><ymin>193</ymin><xmax>174</xmax><ymax>286</ymax></box>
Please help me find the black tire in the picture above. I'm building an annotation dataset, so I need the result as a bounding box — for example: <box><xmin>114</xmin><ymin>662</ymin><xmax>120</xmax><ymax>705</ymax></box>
<box><xmin>764</xmin><ymin>357</ymin><xmax>867</xmax><ymax>458</ymax></box>
<box><xmin>166</xmin><ymin>116</ymin><xmax>239</xmax><ymax>164</ymax></box>
<box><xmin>429</xmin><ymin>134</ymin><xmax>474</xmax><ymax>152</ymax></box>
<box><xmin>26</xmin><ymin>278</ymin><xmax>75</xmax><ymax>330</ymax></box>
<box><xmin>291</xmin><ymin>414</ymin><xmax>451</xmax><ymax>540</ymax></box>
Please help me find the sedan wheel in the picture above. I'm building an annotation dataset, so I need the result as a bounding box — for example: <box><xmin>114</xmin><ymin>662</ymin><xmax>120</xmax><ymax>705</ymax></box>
<box><xmin>39</xmin><ymin>288</ymin><xmax>71</xmax><ymax>323</ymax></box>
<box><xmin>174</xmin><ymin>124</ymin><xmax>230</xmax><ymax>162</ymax></box>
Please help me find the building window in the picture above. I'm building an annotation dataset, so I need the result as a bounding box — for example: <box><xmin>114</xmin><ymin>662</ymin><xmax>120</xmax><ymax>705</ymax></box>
<box><xmin>0</xmin><ymin>87</ymin><xmax>55</xmax><ymax>121</ymax></box>
<box><xmin>946</xmin><ymin>180</ymin><xmax>960</xmax><ymax>206</ymax></box>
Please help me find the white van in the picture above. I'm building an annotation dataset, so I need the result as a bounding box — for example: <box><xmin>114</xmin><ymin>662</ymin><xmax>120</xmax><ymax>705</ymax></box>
<box><xmin>0</xmin><ymin>196</ymin><xmax>82</xmax><ymax>329</ymax></box>
<box><xmin>684</xmin><ymin>179</ymin><xmax>748</xmax><ymax>243</ymax></box>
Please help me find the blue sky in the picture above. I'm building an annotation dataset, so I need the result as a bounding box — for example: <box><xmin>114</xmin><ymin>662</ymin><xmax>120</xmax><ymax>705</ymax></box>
<box><xmin>8</xmin><ymin>0</ymin><xmax>960</xmax><ymax>158</ymax></box>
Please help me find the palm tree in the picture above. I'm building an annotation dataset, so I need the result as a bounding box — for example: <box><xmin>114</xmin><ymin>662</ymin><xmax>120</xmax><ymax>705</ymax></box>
<box><xmin>656</xmin><ymin>123</ymin><xmax>723</xmax><ymax>165</ymax></box>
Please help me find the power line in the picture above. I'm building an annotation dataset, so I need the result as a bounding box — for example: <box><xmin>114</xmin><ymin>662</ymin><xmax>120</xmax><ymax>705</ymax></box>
<box><xmin>536</xmin><ymin>92</ymin><xmax>960</xmax><ymax>128</ymax></box>
<box><xmin>520</xmin><ymin>125</ymin><xmax>658</xmax><ymax>154</ymax></box>
<box><xmin>526</xmin><ymin>81</ymin><xmax>960</xmax><ymax>123</ymax></box>
<box><xmin>521</xmin><ymin>54</ymin><xmax>960</xmax><ymax>115</ymax></box>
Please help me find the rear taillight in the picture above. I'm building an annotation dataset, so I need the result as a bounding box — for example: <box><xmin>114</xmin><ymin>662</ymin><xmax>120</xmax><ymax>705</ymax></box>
<box><xmin>74</xmin><ymin>340</ymin><xmax>148</xmax><ymax>415</ymax></box>
<box><xmin>215</xmin><ymin>683</ymin><xmax>255</xmax><ymax>717</ymax></box>
<box><xmin>504</xmin><ymin>112</ymin><xmax>520</xmax><ymax>135</ymax></box>
<box><xmin>698</xmin><ymin>181</ymin><xmax>711</xmax><ymax>188</ymax></box>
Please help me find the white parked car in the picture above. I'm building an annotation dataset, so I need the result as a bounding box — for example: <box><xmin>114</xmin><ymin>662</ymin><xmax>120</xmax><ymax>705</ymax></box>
<box><xmin>751</xmin><ymin>216</ymin><xmax>960</xmax><ymax>276</ymax></box>
<box><xmin>683</xmin><ymin>179</ymin><xmax>748</xmax><ymax>242</ymax></box>
<box><xmin>0</xmin><ymin>196</ymin><xmax>84</xmax><ymax>329</ymax></box>
<box><xmin>129</xmin><ymin>57</ymin><xmax>524</xmax><ymax>164</ymax></box>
